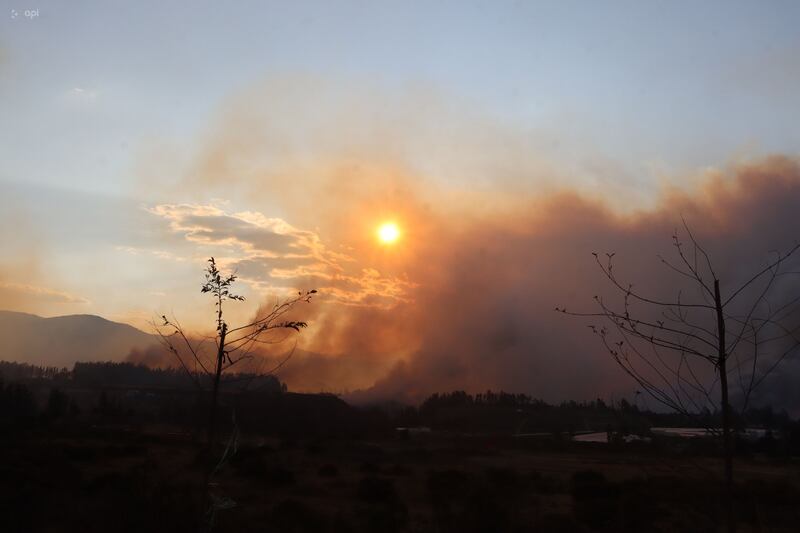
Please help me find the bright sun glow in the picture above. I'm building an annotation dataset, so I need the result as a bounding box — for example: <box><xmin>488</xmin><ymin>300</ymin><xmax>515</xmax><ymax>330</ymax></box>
<box><xmin>377</xmin><ymin>222</ymin><xmax>401</xmax><ymax>244</ymax></box>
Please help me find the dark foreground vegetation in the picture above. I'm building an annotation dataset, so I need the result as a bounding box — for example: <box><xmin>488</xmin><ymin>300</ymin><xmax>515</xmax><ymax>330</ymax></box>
<box><xmin>2</xmin><ymin>360</ymin><xmax>800</xmax><ymax>532</ymax></box>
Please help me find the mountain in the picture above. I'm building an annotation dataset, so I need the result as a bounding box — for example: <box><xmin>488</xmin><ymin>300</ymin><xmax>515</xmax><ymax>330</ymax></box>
<box><xmin>0</xmin><ymin>310</ymin><xmax>159</xmax><ymax>368</ymax></box>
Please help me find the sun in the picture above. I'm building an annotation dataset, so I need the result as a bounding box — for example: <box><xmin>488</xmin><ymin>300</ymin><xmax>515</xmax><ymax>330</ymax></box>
<box><xmin>377</xmin><ymin>222</ymin><xmax>401</xmax><ymax>244</ymax></box>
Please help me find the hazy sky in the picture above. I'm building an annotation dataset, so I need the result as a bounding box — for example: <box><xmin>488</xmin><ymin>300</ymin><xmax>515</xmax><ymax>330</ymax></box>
<box><xmin>1</xmin><ymin>1</ymin><xmax>799</xmax><ymax>402</ymax></box>
<box><xmin>3</xmin><ymin>1</ymin><xmax>799</xmax><ymax>195</ymax></box>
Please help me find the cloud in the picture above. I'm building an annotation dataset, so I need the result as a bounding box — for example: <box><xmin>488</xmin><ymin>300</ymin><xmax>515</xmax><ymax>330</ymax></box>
<box><xmin>0</xmin><ymin>281</ymin><xmax>89</xmax><ymax>306</ymax></box>
<box><xmin>147</xmin><ymin>203</ymin><xmax>415</xmax><ymax>307</ymax></box>
<box><xmin>0</xmin><ymin>209</ymin><xmax>90</xmax><ymax>313</ymax></box>
<box><xmin>66</xmin><ymin>87</ymin><xmax>98</xmax><ymax>101</ymax></box>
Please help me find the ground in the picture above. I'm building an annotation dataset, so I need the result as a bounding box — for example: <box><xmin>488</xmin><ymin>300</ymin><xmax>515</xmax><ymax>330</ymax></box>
<box><xmin>2</xmin><ymin>424</ymin><xmax>799</xmax><ymax>532</ymax></box>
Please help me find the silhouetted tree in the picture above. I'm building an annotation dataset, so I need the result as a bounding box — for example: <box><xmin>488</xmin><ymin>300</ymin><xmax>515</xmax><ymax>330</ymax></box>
<box><xmin>44</xmin><ymin>388</ymin><xmax>69</xmax><ymax>420</ymax></box>
<box><xmin>0</xmin><ymin>380</ymin><xmax>38</xmax><ymax>428</ymax></box>
<box><xmin>154</xmin><ymin>258</ymin><xmax>315</xmax><ymax>531</ymax></box>
<box><xmin>558</xmin><ymin>220</ymin><xmax>800</xmax><ymax>531</ymax></box>
<box><xmin>154</xmin><ymin>257</ymin><xmax>315</xmax><ymax>449</ymax></box>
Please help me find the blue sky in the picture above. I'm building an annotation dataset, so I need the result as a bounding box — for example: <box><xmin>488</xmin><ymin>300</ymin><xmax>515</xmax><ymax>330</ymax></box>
<box><xmin>2</xmin><ymin>1</ymin><xmax>799</xmax><ymax>194</ymax></box>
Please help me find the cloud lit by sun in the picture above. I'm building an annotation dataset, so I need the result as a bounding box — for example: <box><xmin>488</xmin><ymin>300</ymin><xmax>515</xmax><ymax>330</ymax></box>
<box><xmin>377</xmin><ymin>222</ymin><xmax>401</xmax><ymax>244</ymax></box>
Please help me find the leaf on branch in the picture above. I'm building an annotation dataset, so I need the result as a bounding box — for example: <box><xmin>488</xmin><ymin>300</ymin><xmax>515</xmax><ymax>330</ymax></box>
<box><xmin>280</xmin><ymin>321</ymin><xmax>308</xmax><ymax>331</ymax></box>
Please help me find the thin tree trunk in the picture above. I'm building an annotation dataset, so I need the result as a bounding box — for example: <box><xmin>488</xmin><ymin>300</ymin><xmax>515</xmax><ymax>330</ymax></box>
<box><xmin>208</xmin><ymin>323</ymin><xmax>227</xmax><ymax>450</ymax></box>
<box><xmin>202</xmin><ymin>323</ymin><xmax>227</xmax><ymax>532</ymax></box>
<box><xmin>714</xmin><ymin>280</ymin><xmax>734</xmax><ymax>532</ymax></box>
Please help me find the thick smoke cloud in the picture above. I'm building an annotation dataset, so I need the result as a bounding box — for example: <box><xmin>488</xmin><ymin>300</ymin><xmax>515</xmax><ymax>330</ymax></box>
<box><xmin>139</xmin><ymin>80</ymin><xmax>800</xmax><ymax>410</ymax></box>
<box><xmin>157</xmin><ymin>155</ymin><xmax>800</xmax><ymax>411</ymax></box>
<box><xmin>319</xmin><ymin>157</ymin><xmax>800</xmax><ymax>408</ymax></box>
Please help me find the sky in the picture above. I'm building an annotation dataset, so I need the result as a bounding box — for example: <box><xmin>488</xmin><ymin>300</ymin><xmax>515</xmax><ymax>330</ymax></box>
<box><xmin>1</xmin><ymin>1</ymin><xmax>800</xmax><ymax>405</ymax></box>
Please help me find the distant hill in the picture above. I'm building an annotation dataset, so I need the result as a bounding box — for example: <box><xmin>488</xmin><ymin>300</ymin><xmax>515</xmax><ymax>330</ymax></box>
<box><xmin>0</xmin><ymin>310</ymin><xmax>159</xmax><ymax>368</ymax></box>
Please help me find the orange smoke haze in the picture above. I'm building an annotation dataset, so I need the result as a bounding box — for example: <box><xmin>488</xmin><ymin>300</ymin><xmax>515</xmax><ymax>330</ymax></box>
<box><xmin>127</xmin><ymin>81</ymin><xmax>800</xmax><ymax>406</ymax></box>
<box><xmin>149</xmin><ymin>154</ymin><xmax>800</xmax><ymax>408</ymax></box>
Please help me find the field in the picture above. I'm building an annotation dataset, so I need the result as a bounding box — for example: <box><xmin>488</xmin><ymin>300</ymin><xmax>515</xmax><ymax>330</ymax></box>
<box><xmin>3</xmin><ymin>422</ymin><xmax>800</xmax><ymax>533</ymax></box>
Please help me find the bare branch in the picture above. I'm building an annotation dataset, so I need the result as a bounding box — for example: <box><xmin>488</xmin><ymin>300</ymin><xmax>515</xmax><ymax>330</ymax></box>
<box><xmin>723</xmin><ymin>243</ymin><xmax>800</xmax><ymax>308</ymax></box>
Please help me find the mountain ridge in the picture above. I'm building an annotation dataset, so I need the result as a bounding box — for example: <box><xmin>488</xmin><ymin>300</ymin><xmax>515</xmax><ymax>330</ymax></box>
<box><xmin>0</xmin><ymin>310</ymin><xmax>159</xmax><ymax>368</ymax></box>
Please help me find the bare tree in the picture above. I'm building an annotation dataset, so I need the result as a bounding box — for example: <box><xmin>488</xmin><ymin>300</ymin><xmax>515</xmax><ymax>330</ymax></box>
<box><xmin>557</xmin><ymin>220</ymin><xmax>800</xmax><ymax>524</ymax></box>
<box><xmin>154</xmin><ymin>257</ymin><xmax>315</xmax><ymax>449</ymax></box>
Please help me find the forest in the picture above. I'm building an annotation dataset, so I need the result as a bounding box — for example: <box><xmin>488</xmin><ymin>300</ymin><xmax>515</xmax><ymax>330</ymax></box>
<box><xmin>2</xmin><ymin>360</ymin><xmax>800</xmax><ymax>532</ymax></box>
